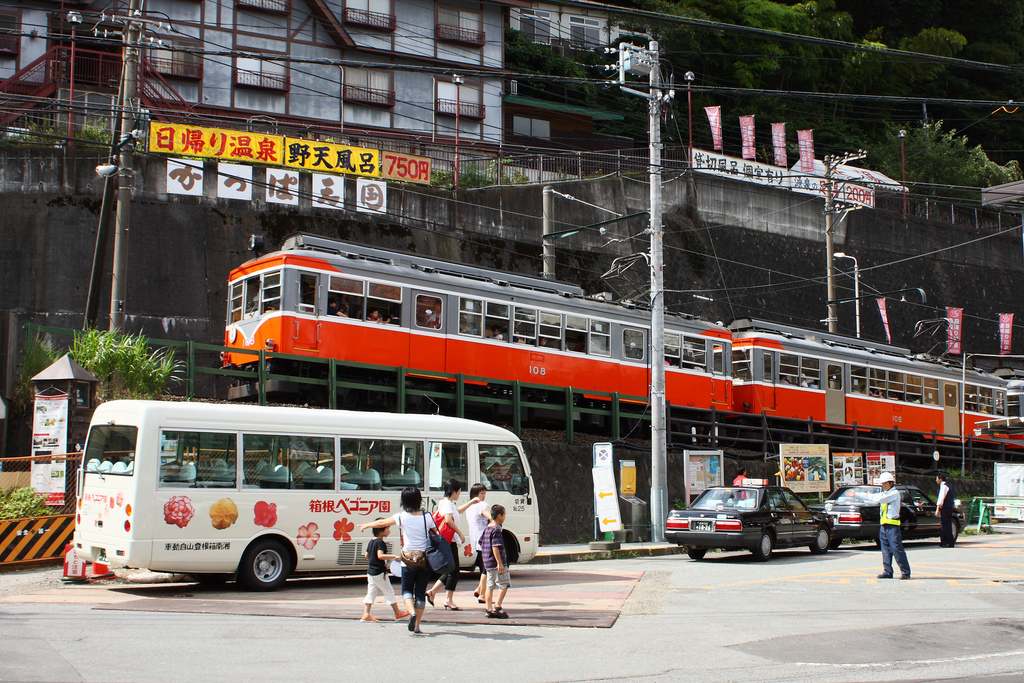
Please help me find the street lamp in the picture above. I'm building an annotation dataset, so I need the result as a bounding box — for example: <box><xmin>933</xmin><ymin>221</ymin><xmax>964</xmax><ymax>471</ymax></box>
<box><xmin>684</xmin><ymin>71</ymin><xmax>694</xmax><ymax>166</ymax></box>
<box><xmin>833</xmin><ymin>252</ymin><xmax>860</xmax><ymax>338</ymax></box>
<box><xmin>898</xmin><ymin>129</ymin><xmax>907</xmax><ymax>214</ymax></box>
<box><xmin>452</xmin><ymin>74</ymin><xmax>463</xmax><ymax>191</ymax></box>
<box><xmin>66</xmin><ymin>11</ymin><xmax>83</xmax><ymax>147</ymax></box>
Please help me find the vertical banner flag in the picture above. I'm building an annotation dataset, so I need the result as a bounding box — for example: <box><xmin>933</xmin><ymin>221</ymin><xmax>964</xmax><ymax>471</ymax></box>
<box><xmin>947</xmin><ymin>307</ymin><xmax>963</xmax><ymax>354</ymax></box>
<box><xmin>705</xmin><ymin>106</ymin><xmax>723</xmax><ymax>152</ymax></box>
<box><xmin>1000</xmin><ymin>313</ymin><xmax>1014</xmax><ymax>355</ymax></box>
<box><xmin>739</xmin><ymin>116</ymin><xmax>756</xmax><ymax>160</ymax></box>
<box><xmin>797</xmin><ymin>130</ymin><xmax>815</xmax><ymax>173</ymax></box>
<box><xmin>771</xmin><ymin>122</ymin><xmax>787</xmax><ymax>167</ymax></box>
<box><xmin>877</xmin><ymin>298</ymin><xmax>891</xmax><ymax>343</ymax></box>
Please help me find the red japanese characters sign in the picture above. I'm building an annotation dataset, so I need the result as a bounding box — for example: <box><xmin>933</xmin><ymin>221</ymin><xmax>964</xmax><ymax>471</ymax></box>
<box><xmin>1000</xmin><ymin>313</ymin><xmax>1013</xmax><ymax>355</ymax></box>
<box><xmin>150</xmin><ymin>122</ymin><xmax>284</xmax><ymax>165</ymax></box>
<box><xmin>380</xmin><ymin>151</ymin><xmax>432</xmax><ymax>184</ymax></box>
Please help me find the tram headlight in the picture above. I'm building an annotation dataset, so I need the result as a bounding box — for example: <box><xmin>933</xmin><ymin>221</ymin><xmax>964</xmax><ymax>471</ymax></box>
<box><xmin>264</xmin><ymin>339</ymin><xmax>276</xmax><ymax>351</ymax></box>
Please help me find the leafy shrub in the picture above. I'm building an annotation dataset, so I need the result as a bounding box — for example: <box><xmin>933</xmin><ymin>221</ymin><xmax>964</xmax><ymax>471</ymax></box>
<box><xmin>12</xmin><ymin>334</ymin><xmax>60</xmax><ymax>421</ymax></box>
<box><xmin>72</xmin><ymin>329</ymin><xmax>182</xmax><ymax>401</ymax></box>
<box><xmin>0</xmin><ymin>487</ymin><xmax>55</xmax><ymax>520</ymax></box>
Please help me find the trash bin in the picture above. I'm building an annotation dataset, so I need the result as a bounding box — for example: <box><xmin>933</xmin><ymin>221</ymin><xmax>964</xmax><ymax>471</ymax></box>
<box><xmin>614</xmin><ymin>495</ymin><xmax>648</xmax><ymax>543</ymax></box>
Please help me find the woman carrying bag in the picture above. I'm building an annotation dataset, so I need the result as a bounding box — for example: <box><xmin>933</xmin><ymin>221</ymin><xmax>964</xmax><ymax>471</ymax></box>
<box><xmin>426</xmin><ymin>479</ymin><xmax>476</xmax><ymax>610</ymax></box>
<box><xmin>360</xmin><ymin>486</ymin><xmax>437</xmax><ymax>634</ymax></box>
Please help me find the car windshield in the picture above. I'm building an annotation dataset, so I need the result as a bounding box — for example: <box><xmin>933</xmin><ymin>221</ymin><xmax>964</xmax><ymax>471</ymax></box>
<box><xmin>827</xmin><ymin>486</ymin><xmax>881</xmax><ymax>505</ymax></box>
<box><xmin>691</xmin><ymin>488</ymin><xmax>761</xmax><ymax>510</ymax></box>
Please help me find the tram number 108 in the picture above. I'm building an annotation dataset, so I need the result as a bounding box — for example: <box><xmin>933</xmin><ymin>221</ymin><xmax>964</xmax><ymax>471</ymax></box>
<box><xmin>528</xmin><ymin>366</ymin><xmax>546</xmax><ymax>376</ymax></box>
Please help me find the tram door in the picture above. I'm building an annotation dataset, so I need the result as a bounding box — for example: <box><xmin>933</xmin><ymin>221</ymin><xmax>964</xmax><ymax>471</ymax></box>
<box><xmin>943</xmin><ymin>382</ymin><xmax>960</xmax><ymax>436</ymax></box>
<box><xmin>825</xmin><ymin>363</ymin><xmax>846</xmax><ymax>424</ymax></box>
<box><xmin>293</xmin><ymin>271</ymin><xmax>320</xmax><ymax>351</ymax></box>
<box><xmin>409</xmin><ymin>291</ymin><xmax>447</xmax><ymax>372</ymax></box>
<box><xmin>760</xmin><ymin>351</ymin><xmax>777</xmax><ymax>410</ymax></box>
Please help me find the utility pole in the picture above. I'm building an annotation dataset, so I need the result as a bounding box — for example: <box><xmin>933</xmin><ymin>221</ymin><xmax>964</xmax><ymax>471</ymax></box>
<box><xmin>823</xmin><ymin>150</ymin><xmax>866</xmax><ymax>334</ymax></box>
<box><xmin>542</xmin><ymin>185</ymin><xmax>555</xmax><ymax>279</ymax></box>
<box><xmin>109</xmin><ymin>0</ymin><xmax>143</xmax><ymax>332</ymax></box>
<box><xmin>612</xmin><ymin>41</ymin><xmax>672</xmax><ymax>542</ymax></box>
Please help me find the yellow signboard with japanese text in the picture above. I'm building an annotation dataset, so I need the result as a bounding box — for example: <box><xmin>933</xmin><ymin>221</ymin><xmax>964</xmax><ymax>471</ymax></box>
<box><xmin>282</xmin><ymin>138</ymin><xmax>379</xmax><ymax>177</ymax></box>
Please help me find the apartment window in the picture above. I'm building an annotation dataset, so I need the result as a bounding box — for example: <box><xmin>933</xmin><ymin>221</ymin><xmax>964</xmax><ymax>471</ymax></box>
<box><xmin>0</xmin><ymin>14</ymin><xmax>19</xmax><ymax>56</ymax></box>
<box><xmin>437</xmin><ymin>6</ymin><xmax>484</xmax><ymax>46</ymax></box>
<box><xmin>512</xmin><ymin>115</ymin><xmax>550</xmax><ymax>139</ymax></box>
<box><xmin>236</xmin><ymin>0</ymin><xmax>291</xmax><ymax>14</ymax></box>
<box><xmin>235</xmin><ymin>56</ymin><xmax>289</xmax><ymax>91</ymax></box>
<box><xmin>344</xmin><ymin>68</ymin><xmax>395</xmax><ymax>108</ymax></box>
<box><xmin>437</xmin><ymin>80</ymin><xmax>484</xmax><ymax>119</ymax></box>
<box><xmin>148</xmin><ymin>39</ymin><xmax>203</xmax><ymax>80</ymax></box>
<box><xmin>519</xmin><ymin>9</ymin><xmax>551</xmax><ymax>44</ymax></box>
<box><xmin>342</xmin><ymin>0</ymin><xmax>395</xmax><ymax>31</ymax></box>
<box><xmin>569</xmin><ymin>16</ymin><xmax>601</xmax><ymax>48</ymax></box>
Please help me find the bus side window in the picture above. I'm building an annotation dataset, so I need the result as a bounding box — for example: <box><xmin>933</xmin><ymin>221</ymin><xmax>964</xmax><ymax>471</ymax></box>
<box><xmin>241</xmin><ymin>434</ymin><xmax>332</xmax><ymax>490</ymax></box>
<box><xmin>160</xmin><ymin>431</ymin><xmax>237</xmax><ymax>488</ymax></box>
<box><xmin>427</xmin><ymin>441</ymin><xmax>468</xmax><ymax>491</ymax></box>
<box><xmin>478</xmin><ymin>444</ymin><xmax>529</xmax><ymax>496</ymax></box>
<box><xmin>342</xmin><ymin>438</ymin><xmax>424</xmax><ymax>491</ymax></box>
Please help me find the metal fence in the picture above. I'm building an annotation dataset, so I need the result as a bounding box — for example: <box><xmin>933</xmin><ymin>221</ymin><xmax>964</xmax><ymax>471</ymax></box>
<box><xmin>0</xmin><ymin>453</ymin><xmax>79</xmax><ymax>566</ymax></box>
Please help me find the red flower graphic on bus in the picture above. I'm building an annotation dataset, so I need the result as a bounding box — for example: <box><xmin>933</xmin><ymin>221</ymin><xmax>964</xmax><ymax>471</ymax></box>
<box><xmin>163</xmin><ymin>496</ymin><xmax>194</xmax><ymax>528</ymax></box>
<box><xmin>333</xmin><ymin>518</ymin><xmax>354</xmax><ymax>542</ymax></box>
<box><xmin>254</xmin><ymin>501</ymin><xmax>278</xmax><ymax>528</ymax></box>
<box><xmin>464</xmin><ymin>544</ymin><xmax>474</xmax><ymax>557</ymax></box>
<box><xmin>297</xmin><ymin>522</ymin><xmax>320</xmax><ymax>550</ymax></box>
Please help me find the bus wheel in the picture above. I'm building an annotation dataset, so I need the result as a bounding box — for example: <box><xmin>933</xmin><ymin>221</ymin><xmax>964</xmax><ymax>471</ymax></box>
<box><xmin>238</xmin><ymin>538</ymin><xmax>291</xmax><ymax>591</ymax></box>
<box><xmin>191</xmin><ymin>573</ymin><xmax>230</xmax><ymax>587</ymax></box>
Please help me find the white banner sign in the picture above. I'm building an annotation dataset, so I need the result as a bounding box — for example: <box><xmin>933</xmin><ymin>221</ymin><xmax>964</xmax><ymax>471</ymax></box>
<box><xmin>218</xmin><ymin>163</ymin><xmax>253</xmax><ymax>200</ymax></box>
<box><xmin>167</xmin><ymin>158</ymin><xmax>204</xmax><ymax>196</ymax></box>
<box><xmin>592</xmin><ymin>466</ymin><xmax>622</xmax><ymax>532</ymax></box>
<box><xmin>995</xmin><ymin>463</ymin><xmax>1024</xmax><ymax>497</ymax></box>
<box><xmin>356</xmin><ymin>178</ymin><xmax>387</xmax><ymax>213</ymax></box>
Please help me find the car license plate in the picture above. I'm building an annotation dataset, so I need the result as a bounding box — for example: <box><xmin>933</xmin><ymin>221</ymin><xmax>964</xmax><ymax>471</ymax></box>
<box><xmin>692</xmin><ymin>520</ymin><xmax>713</xmax><ymax>532</ymax></box>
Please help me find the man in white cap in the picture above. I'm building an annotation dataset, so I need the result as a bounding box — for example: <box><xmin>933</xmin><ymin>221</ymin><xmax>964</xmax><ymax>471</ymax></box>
<box><xmin>877</xmin><ymin>472</ymin><xmax>910</xmax><ymax>580</ymax></box>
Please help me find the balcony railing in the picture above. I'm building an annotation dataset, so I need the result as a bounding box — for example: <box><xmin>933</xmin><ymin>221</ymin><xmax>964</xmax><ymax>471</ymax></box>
<box><xmin>435</xmin><ymin>98</ymin><xmax>485</xmax><ymax>120</ymax></box>
<box><xmin>147</xmin><ymin>56</ymin><xmax>203</xmax><ymax>80</ymax></box>
<box><xmin>342</xmin><ymin>8</ymin><xmax>396</xmax><ymax>32</ymax></box>
<box><xmin>435</xmin><ymin>23</ymin><xmax>485</xmax><ymax>46</ymax></box>
<box><xmin>234</xmin><ymin>69</ymin><xmax>289</xmax><ymax>92</ymax></box>
<box><xmin>343</xmin><ymin>84</ymin><xmax>395</xmax><ymax>108</ymax></box>
<box><xmin>235</xmin><ymin>0</ymin><xmax>291</xmax><ymax>14</ymax></box>
<box><xmin>0</xmin><ymin>34</ymin><xmax>19</xmax><ymax>56</ymax></box>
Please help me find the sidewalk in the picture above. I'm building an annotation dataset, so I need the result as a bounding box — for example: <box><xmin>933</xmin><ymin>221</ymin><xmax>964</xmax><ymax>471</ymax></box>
<box><xmin>526</xmin><ymin>540</ymin><xmax>685</xmax><ymax>564</ymax></box>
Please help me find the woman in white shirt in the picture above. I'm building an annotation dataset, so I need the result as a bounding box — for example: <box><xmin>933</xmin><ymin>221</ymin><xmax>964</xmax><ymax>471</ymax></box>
<box><xmin>426</xmin><ymin>479</ymin><xmax>477</xmax><ymax>610</ymax></box>
<box><xmin>360</xmin><ymin>486</ymin><xmax>436</xmax><ymax>634</ymax></box>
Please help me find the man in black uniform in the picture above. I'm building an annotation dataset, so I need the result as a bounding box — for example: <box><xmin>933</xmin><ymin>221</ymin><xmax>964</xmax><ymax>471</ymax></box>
<box><xmin>936</xmin><ymin>472</ymin><xmax>956</xmax><ymax>548</ymax></box>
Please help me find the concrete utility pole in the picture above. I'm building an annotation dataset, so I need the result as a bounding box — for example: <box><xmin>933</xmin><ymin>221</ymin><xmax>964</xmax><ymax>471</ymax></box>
<box><xmin>542</xmin><ymin>185</ymin><xmax>555</xmax><ymax>279</ymax></box>
<box><xmin>613</xmin><ymin>41</ymin><xmax>671</xmax><ymax>542</ymax></box>
<box><xmin>110</xmin><ymin>0</ymin><xmax>143</xmax><ymax>332</ymax></box>
<box><xmin>823</xmin><ymin>150</ymin><xmax>866</xmax><ymax>335</ymax></box>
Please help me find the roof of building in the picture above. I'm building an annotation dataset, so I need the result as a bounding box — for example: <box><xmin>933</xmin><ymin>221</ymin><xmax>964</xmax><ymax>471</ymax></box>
<box><xmin>32</xmin><ymin>354</ymin><xmax>100</xmax><ymax>383</ymax></box>
<box><xmin>503</xmin><ymin>94</ymin><xmax>625</xmax><ymax>122</ymax></box>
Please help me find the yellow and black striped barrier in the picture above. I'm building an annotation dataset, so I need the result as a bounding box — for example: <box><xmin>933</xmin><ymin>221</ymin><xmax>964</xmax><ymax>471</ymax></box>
<box><xmin>0</xmin><ymin>515</ymin><xmax>75</xmax><ymax>565</ymax></box>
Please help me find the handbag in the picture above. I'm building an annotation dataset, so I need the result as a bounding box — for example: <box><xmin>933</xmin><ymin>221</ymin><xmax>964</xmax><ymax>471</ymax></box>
<box><xmin>433</xmin><ymin>511</ymin><xmax>456</xmax><ymax>543</ymax></box>
<box><xmin>399</xmin><ymin>513</ymin><xmax>428</xmax><ymax>569</ymax></box>
<box><xmin>424</xmin><ymin>512</ymin><xmax>457</xmax><ymax>575</ymax></box>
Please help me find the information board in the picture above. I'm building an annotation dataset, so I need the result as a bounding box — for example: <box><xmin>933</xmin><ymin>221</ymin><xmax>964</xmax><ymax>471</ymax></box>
<box><xmin>686</xmin><ymin>450</ymin><xmax>723</xmax><ymax>498</ymax></box>
<box><xmin>865</xmin><ymin>452</ymin><xmax>896</xmax><ymax>484</ymax></box>
<box><xmin>780</xmin><ymin>444</ymin><xmax>830</xmax><ymax>493</ymax></box>
<box><xmin>832</xmin><ymin>453</ymin><xmax>864</xmax><ymax>488</ymax></box>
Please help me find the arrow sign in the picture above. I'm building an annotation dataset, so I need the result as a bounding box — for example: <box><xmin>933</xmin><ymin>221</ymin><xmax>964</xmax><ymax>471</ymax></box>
<box><xmin>598</xmin><ymin>492</ymin><xmax>615</xmax><ymax>499</ymax></box>
<box><xmin>592</xmin><ymin>466</ymin><xmax>622</xmax><ymax>532</ymax></box>
<box><xmin>602</xmin><ymin>518</ymin><xmax>618</xmax><ymax>525</ymax></box>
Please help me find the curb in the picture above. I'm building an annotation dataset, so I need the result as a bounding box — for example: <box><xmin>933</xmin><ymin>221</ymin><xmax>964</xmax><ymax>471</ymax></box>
<box><xmin>525</xmin><ymin>545</ymin><xmax>686</xmax><ymax>564</ymax></box>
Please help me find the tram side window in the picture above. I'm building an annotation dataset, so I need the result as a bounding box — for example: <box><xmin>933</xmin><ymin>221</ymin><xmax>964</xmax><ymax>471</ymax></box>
<box><xmin>923</xmin><ymin>377</ymin><xmax>940</xmax><ymax>405</ymax></box>
<box><xmin>539</xmin><ymin>311</ymin><xmax>561</xmax><ymax>349</ymax></box>
<box><xmin>261</xmin><ymin>271</ymin><xmax>281</xmax><ymax>313</ymax></box>
<box><xmin>84</xmin><ymin>425</ymin><xmax>138</xmax><ymax>476</ymax></box>
<box><xmin>712</xmin><ymin>343</ymin><xmax>725</xmax><ymax>375</ymax></box>
<box><xmin>800</xmin><ymin>357</ymin><xmax>819</xmax><ymax>388</ymax></box>
<box><xmin>665</xmin><ymin>333</ymin><xmax>681</xmax><ymax>368</ymax></box>
<box><xmin>978</xmin><ymin>386</ymin><xmax>994</xmax><ymax>414</ymax></box>
<box><xmin>478</xmin><ymin>444</ymin><xmax>529</xmax><ymax>496</ymax></box>
<box><xmin>341</xmin><ymin>439</ymin><xmax>423</xmax><ymax>490</ymax></box>
<box><xmin>905</xmin><ymin>375</ymin><xmax>923</xmax><ymax>403</ymax></box>
<box><xmin>565</xmin><ymin>315</ymin><xmax>587</xmax><ymax>353</ymax></box>
<box><xmin>964</xmin><ymin>384</ymin><xmax>979</xmax><ymax>411</ymax></box>
<box><xmin>1009</xmin><ymin>392</ymin><xmax>1021</xmax><ymax>416</ymax></box>
<box><xmin>241</xmin><ymin>434</ymin><xmax>334</xmax><ymax>490</ymax></box>
<box><xmin>160</xmin><ymin>431</ymin><xmax>237</xmax><ymax>488</ymax></box>
<box><xmin>514</xmin><ymin>307</ymin><xmax>537</xmax><ymax>344</ymax></box>
<box><xmin>779</xmin><ymin>354</ymin><xmax>799</xmax><ymax>385</ymax></box>
<box><xmin>887</xmin><ymin>371</ymin><xmax>905</xmax><ymax>401</ymax></box>
<box><xmin>869</xmin><ymin>368</ymin><xmax>886</xmax><ymax>397</ymax></box>
<box><xmin>459</xmin><ymin>298</ymin><xmax>483</xmax><ymax>336</ymax></box>
<box><xmin>367</xmin><ymin>282</ymin><xmax>401</xmax><ymax>324</ymax></box>
<box><xmin>827</xmin><ymin>364</ymin><xmax>843</xmax><ymax>391</ymax></box>
<box><xmin>850</xmin><ymin>366</ymin><xmax>868</xmax><ymax>394</ymax></box>
<box><xmin>591</xmin><ymin>320</ymin><xmax>611</xmax><ymax>356</ymax></box>
<box><xmin>485</xmin><ymin>302</ymin><xmax>509</xmax><ymax>341</ymax></box>
<box><xmin>682</xmin><ymin>337</ymin><xmax>706</xmax><ymax>370</ymax></box>
<box><xmin>732</xmin><ymin>349</ymin><xmax>751</xmax><ymax>380</ymax></box>
<box><xmin>427</xmin><ymin>441</ymin><xmax>468</xmax><ymax>491</ymax></box>
<box><xmin>230</xmin><ymin>280</ymin><xmax>245</xmax><ymax>323</ymax></box>
<box><xmin>762</xmin><ymin>351</ymin><xmax>774</xmax><ymax>383</ymax></box>
<box><xmin>997</xmin><ymin>390</ymin><xmax>1006</xmax><ymax>416</ymax></box>
<box><xmin>415</xmin><ymin>295</ymin><xmax>443</xmax><ymax>329</ymax></box>
<box><xmin>623</xmin><ymin>328</ymin><xmax>645</xmax><ymax>361</ymax></box>
<box><xmin>329</xmin><ymin>276</ymin><xmax>364</xmax><ymax>319</ymax></box>
<box><xmin>298</xmin><ymin>273</ymin><xmax>318</xmax><ymax>314</ymax></box>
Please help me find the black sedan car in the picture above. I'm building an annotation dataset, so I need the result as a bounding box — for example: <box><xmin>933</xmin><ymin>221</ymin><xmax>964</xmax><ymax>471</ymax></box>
<box><xmin>666</xmin><ymin>485</ymin><xmax>832</xmax><ymax>561</ymax></box>
<box><xmin>810</xmin><ymin>484</ymin><xmax>963</xmax><ymax>548</ymax></box>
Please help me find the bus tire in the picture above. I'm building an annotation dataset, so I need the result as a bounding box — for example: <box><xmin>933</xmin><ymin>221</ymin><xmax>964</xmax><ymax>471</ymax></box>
<box><xmin>191</xmin><ymin>573</ymin><xmax>230</xmax><ymax>587</ymax></box>
<box><xmin>238</xmin><ymin>538</ymin><xmax>292</xmax><ymax>591</ymax></box>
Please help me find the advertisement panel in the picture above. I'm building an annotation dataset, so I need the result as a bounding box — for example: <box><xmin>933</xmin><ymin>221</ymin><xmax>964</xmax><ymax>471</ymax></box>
<box><xmin>865</xmin><ymin>452</ymin><xmax>896</xmax><ymax>484</ymax></box>
<box><xmin>780</xmin><ymin>444</ymin><xmax>830</xmax><ymax>493</ymax></box>
<box><xmin>31</xmin><ymin>394</ymin><xmax>69</xmax><ymax>506</ymax></box>
<box><xmin>687</xmin><ymin>450</ymin><xmax>723</xmax><ymax>498</ymax></box>
<box><xmin>832</xmin><ymin>453</ymin><xmax>864</xmax><ymax>488</ymax></box>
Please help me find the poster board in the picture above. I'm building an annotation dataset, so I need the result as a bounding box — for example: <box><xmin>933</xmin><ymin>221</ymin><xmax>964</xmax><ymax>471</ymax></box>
<box><xmin>686</xmin><ymin>450</ymin><xmax>723</xmax><ymax>500</ymax></box>
<box><xmin>31</xmin><ymin>394</ymin><xmax>69</xmax><ymax>506</ymax></box>
<box><xmin>592</xmin><ymin>443</ymin><xmax>621</xmax><ymax>533</ymax></box>
<box><xmin>865</xmin><ymin>452</ymin><xmax>896</xmax><ymax>485</ymax></box>
<box><xmin>994</xmin><ymin>463</ymin><xmax>1024</xmax><ymax>519</ymax></box>
<box><xmin>832</xmin><ymin>453</ymin><xmax>864</xmax><ymax>488</ymax></box>
<box><xmin>780</xmin><ymin>444</ymin><xmax>830</xmax><ymax>493</ymax></box>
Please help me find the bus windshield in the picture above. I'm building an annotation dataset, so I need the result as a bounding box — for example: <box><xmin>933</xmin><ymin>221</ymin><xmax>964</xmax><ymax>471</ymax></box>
<box><xmin>84</xmin><ymin>425</ymin><xmax>138</xmax><ymax>475</ymax></box>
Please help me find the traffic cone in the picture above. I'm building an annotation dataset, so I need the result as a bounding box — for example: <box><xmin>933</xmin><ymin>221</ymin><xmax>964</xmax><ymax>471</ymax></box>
<box><xmin>61</xmin><ymin>544</ymin><xmax>88</xmax><ymax>584</ymax></box>
<box><xmin>88</xmin><ymin>559</ymin><xmax>115</xmax><ymax>581</ymax></box>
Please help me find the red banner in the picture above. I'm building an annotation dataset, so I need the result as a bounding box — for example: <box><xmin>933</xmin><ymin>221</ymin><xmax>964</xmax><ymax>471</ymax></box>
<box><xmin>1000</xmin><ymin>313</ymin><xmax>1014</xmax><ymax>355</ymax></box>
<box><xmin>947</xmin><ymin>307</ymin><xmax>963</xmax><ymax>354</ymax></box>
<box><xmin>740</xmin><ymin>116</ymin><xmax>755</xmax><ymax>160</ymax></box>
<box><xmin>877</xmin><ymin>298</ymin><xmax>891</xmax><ymax>343</ymax></box>
<box><xmin>771</xmin><ymin>123</ymin><xmax>787</xmax><ymax>167</ymax></box>
<box><xmin>705</xmin><ymin>106</ymin><xmax>722</xmax><ymax>152</ymax></box>
<box><xmin>797</xmin><ymin>130</ymin><xmax>815</xmax><ymax>173</ymax></box>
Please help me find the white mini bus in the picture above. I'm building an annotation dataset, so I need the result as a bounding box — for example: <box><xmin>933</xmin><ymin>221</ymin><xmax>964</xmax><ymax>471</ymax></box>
<box><xmin>74</xmin><ymin>401</ymin><xmax>539</xmax><ymax>590</ymax></box>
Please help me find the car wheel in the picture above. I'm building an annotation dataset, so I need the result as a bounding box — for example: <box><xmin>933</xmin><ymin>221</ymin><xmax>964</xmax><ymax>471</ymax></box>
<box><xmin>952</xmin><ymin>519</ymin><xmax>961</xmax><ymax>543</ymax></box>
<box><xmin>750</xmin><ymin>531</ymin><xmax>773</xmax><ymax>561</ymax></box>
<box><xmin>809</xmin><ymin>526</ymin><xmax>830</xmax><ymax>554</ymax></box>
<box><xmin>686</xmin><ymin>547</ymin><xmax>707</xmax><ymax>561</ymax></box>
<box><xmin>238</xmin><ymin>538</ymin><xmax>291</xmax><ymax>592</ymax></box>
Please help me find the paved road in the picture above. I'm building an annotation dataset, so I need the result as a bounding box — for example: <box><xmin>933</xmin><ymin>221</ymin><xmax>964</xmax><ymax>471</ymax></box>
<box><xmin>2</xmin><ymin>529</ymin><xmax>1023</xmax><ymax>682</ymax></box>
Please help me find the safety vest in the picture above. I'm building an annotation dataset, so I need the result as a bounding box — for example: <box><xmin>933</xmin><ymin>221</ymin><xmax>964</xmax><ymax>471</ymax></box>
<box><xmin>880</xmin><ymin>500</ymin><xmax>900</xmax><ymax>525</ymax></box>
